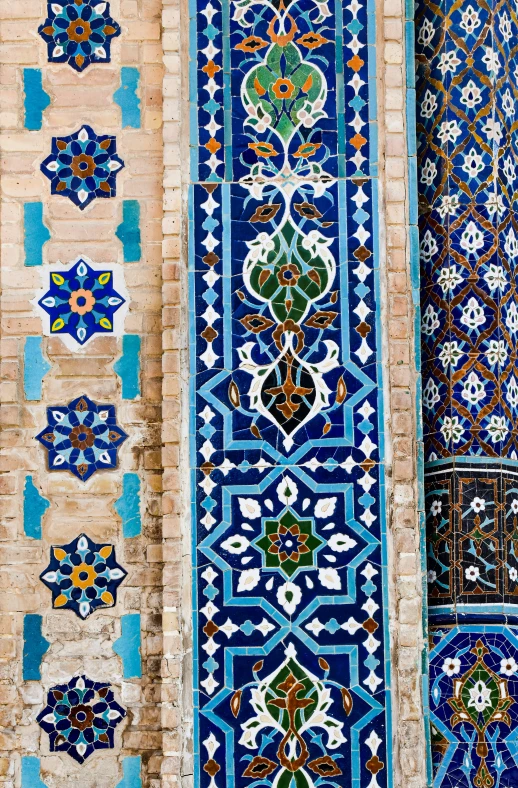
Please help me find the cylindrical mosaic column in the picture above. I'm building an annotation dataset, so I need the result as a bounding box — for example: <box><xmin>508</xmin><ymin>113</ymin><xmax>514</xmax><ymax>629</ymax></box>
<box><xmin>416</xmin><ymin>0</ymin><xmax>518</xmax><ymax>783</ymax></box>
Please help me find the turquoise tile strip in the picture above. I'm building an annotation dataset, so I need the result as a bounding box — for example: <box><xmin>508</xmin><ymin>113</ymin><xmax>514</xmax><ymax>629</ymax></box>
<box><xmin>21</xmin><ymin>757</ymin><xmax>47</xmax><ymax>788</ymax></box>
<box><xmin>114</xmin><ymin>67</ymin><xmax>141</xmax><ymax>129</ymax></box>
<box><xmin>114</xmin><ymin>473</ymin><xmax>142</xmax><ymax>538</ymax></box>
<box><xmin>23</xmin><ymin>475</ymin><xmax>50</xmax><ymax>539</ymax></box>
<box><xmin>114</xmin><ymin>335</ymin><xmax>141</xmax><ymax>399</ymax></box>
<box><xmin>24</xmin><ymin>337</ymin><xmax>51</xmax><ymax>401</ymax></box>
<box><xmin>113</xmin><ymin>614</ymin><xmax>142</xmax><ymax>679</ymax></box>
<box><xmin>24</xmin><ymin>202</ymin><xmax>50</xmax><ymax>267</ymax></box>
<box><xmin>116</xmin><ymin>200</ymin><xmax>141</xmax><ymax>262</ymax></box>
<box><xmin>23</xmin><ymin>69</ymin><xmax>50</xmax><ymax>131</ymax></box>
<box><xmin>116</xmin><ymin>756</ymin><xmax>142</xmax><ymax>788</ymax></box>
<box><xmin>23</xmin><ymin>615</ymin><xmax>50</xmax><ymax>681</ymax></box>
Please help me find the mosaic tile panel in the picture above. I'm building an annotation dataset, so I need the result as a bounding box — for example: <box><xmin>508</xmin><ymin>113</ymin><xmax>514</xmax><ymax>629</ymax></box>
<box><xmin>416</xmin><ymin>0</ymin><xmax>518</xmax><ymax>782</ymax></box>
<box><xmin>190</xmin><ymin>0</ymin><xmax>391</xmax><ymax>783</ymax></box>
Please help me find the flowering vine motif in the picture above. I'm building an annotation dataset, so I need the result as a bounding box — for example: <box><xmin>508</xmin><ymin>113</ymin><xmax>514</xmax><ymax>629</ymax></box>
<box><xmin>38</xmin><ymin>0</ymin><xmax>121</xmax><ymax>71</ymax></box>
<box><xmin>37</xmin><ymin>675</ymin><xmax>126</xmax><ymax>763</ymax></box>
<box><xmin>33</xmin><ymin>257</ymin><xmax>128</xmax><ymax>349</ymax></box>
<box><xmin>41</xmin><ymin>126</ymin><xmax>124</xmax><ymax>209</ymax></box>
<box><xmin>36</xmin><ymin>394</ymin><xmax>128</xmax><ymax>481</ymax></box>
<box><xmin>40</xmin><ymin>534</ymin><xmax>127</xmax><ymax>619</ymax></box>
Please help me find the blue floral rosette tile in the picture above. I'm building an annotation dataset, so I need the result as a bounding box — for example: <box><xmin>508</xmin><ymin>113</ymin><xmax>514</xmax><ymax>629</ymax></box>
<box><xmin>38</xmin><ymin>0</ymin><xmax>121</xmax><ymax>72</ymax></box>
<box><xmin>37</xmin><ymin>675</ymin><xmax>126</xmax><ymax>763</ymax></box>
<box><xmin>32</xmin><ymin>256</ymin><xmax>129</xmax><ymax>350</ymax></box>
<box><xmin>40</xmin><ymin>534</ymin><xmax>127</xmax><ymax>619</ymax></box>
<box><xmin>36</xmin><ymin>394</ymin><xmax>128</xmax><ymax>481</ymax></box>
<box><xmin>41</xmin><ymin>125</ymin><xmax>124</xmax><ymax>210</ymax></box>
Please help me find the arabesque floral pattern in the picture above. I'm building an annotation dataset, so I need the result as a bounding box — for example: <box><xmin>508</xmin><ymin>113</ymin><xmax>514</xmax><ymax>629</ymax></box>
<box><xmin>191</xmin><ymin>0</ymin><xmax>390</xmax><ymax>779</ymax></box>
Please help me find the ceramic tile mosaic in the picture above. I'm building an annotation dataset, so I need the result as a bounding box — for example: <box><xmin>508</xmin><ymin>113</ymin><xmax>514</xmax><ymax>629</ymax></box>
<box><xmin>40</xmin><ymin>534</ymin><xmax>127</xmax><ymax>619</ymax></box>
<box><xmin>38</xmin><ymin>0</ymin><xmax>121</xmax><ymax>72</ymax></box>
<box><xmin>32</xmin><ymin>257</ymin><xmax>128</xmax><ymax>350</ymax></box>
<box><xmin>36</xmin><ymin>394</ymin><xmax>128</xmax><ymax>481</ymax></box>
<box><xmin>189</xmin><ymin>0</ymin><xmax>391</xmax><ymax>783</ymax></box>
<box><xmin>416</xmin><ymin>0</ymin><xmax>518</xmax><ymax>782</ymax></box>
<box><xmin>41</xmin><ymin>125</ymin><xmax>124</xmax><ymax>209</ymax></box>
<box><xmin>36</xmin><ymin>675</ymin><xmax>126</xmax><ymax>763</ymax></box>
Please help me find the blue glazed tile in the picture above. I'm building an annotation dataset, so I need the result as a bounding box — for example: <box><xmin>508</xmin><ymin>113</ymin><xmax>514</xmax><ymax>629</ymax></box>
<box><xmin>36</xmin><ymin>394</ymin><xmax>128</xmax><ymax>482</ymax></box>
<box><xmin>190</xmin><ymin>0</ymin><xmax>390</xmax><ymax>780</ymax></box>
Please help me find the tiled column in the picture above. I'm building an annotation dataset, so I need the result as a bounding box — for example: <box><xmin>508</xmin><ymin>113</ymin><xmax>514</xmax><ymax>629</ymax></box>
<box><xmin>416</xmin><ymin>0</ymin><xmax>518</xmax><ymax>783</ymax></box>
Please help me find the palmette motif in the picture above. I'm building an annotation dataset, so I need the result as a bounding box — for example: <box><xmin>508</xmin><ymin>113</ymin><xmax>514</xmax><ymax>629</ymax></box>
<box><xmin>191</xmin><ymin>0</ymin><xmax>388</xmax><ymax>780</ymax></box>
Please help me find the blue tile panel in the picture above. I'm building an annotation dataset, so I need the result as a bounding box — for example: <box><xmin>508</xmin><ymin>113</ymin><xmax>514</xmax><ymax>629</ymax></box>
<box><xmin>415</xmin><ymin>0</ymin><xmax>518</xmax><ymax>783</ymax></box>
<box><xmin>190</xmin><ymin>0</ymin><xmax>391</xmax><ymax>783</ymax></box>
<box><xmin>116</xmin><ymin>756</ymin><xmax>142</xmax><ymax>788</ymax></box>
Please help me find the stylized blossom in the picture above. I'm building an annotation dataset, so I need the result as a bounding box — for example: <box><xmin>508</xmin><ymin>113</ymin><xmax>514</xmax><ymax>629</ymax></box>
<box><xmin>238</xmin><ymin>497</ymin><xmax>262</xmax><ymax>519</ymax></box>
<box><xmin>438</xmin><ymin>50</ymin><xmax>461</xmax><ymax>75</ymax></box>
<box><xmin>482</xmin><ymin>47</ymin><xmax>500</xmax><ymax>76</ymax></box>
<box><xmin>421</xmin><ymin>304</ymin><xmax>440</xmax><ymax>336</ymax></box>
<box><xmin>318</xmin><ymin>566</ymin><xmax>341</xmax><ymax>590</ymax></box>
<box><xmin>272</xmin><ymin>77</ymin><xmax>296</xmax><ymax>100</ymax></box>
<box><xmin>38</xmin><ymin>0</ymin><xmax>121</xmax><ymax>72</ymax></box>
<box><xmin>460</xmin><ymin>5</ymin><xmax>480</xmax><ymax>35</ymax></box>
<box><xmin>430</xmin><ymin>500</ymin><xmax>442</xmax><ymax>516</ymax></box>
<box><xmin>442</xmin><ymin>657</ymin><xmax>461</xmax><ymax>676</ymax></box>
<box><xmin>437</xmin><ymin>265</ymin><xmax>463</xmax><ymax>293</ymax></box>
<box><xmin>237</xmin><ymin>568</ymin><xmax>260</xmax><ymax>592</ymax></box>
<box><xmin>486</xmin><ymin>339</ymin><xmax>507</xmax><ymax>366</ymax></box>
<box><xmin>277</xmin><ymin>581</ymin><xmax>302</xmax><ymax>614</ymax></box>
<box><xmin>314</xmin><ymin>497</ymin><xmax>337</xmax><ymax>517</ymax></box>
<box><xmin>510</xmin><ymin>567</ymin><xmax>518</xmax><ymax>581</ymax></box>
<box><xmin>437</xmin><ymin>120</ymin><xmax>462</xmax><ymax>144</ymax></box>
<box><xmin>420</xmin><ymin>89</ymin><xmax>438</xmax><ymax>119</ymax></box>
<box><xmin>40</xmin><ymin>534</ymin><xmax>127</xmax><ymax>618</ymax></box>
<box><xmin>484</xmin><ymin>263</ymin><xmax>508</xmax><ymax>291</ymax></box>
<box><xmin>460</xmin><ymin>297</ymin><xmax>486</xmax><ymax>330</ymax></box>
<box><xmin>417</xmin><ymin>18</ymin><xmax>434</xmax><ymax>46</ymax></box>
<box><xmin>470</xmin><ymin>497</ymin><xmax>486</xmax><ymax>513</ymax></box>
<box><xmin>423</xmin><ymin>378</ymin><xmax>440</xmax><ymax>409</ymax></box>
<box><xmin>465</xmin><ymin>565</ymin><xmax>480</xmax><ymax>581</ymax></box>
<box><xmin>438</xmin><ymin>194</ymin><xmax>459</xmax><ymax>217</ymax></box>
<box><xmin>220</xmin><ymin>534</ymin><xmax>251</xmax><ymax>554</ymax></box>
<box><xmin>468</xmin><ymin>680</ymin><xmax>492</xmax><ymax>712</ymax></box>
<box><xmin>41</xmin><ymin>126</ymin><xmax>124</xmax><ymax>209</ymax></box>
<box><xmin>441</xmin><ymin>416</ymin><xmax>464</xmax><ymax>444</ymax></box>
<box><xmin>500</xmin><ymin>657</ymin><xmax>518</xmax><ymax>676</ymax></box>
<box><xmin>439</xmin><ymin>341</ymin><xmax>463</xmax><ymax>369</ymax></box>
<box><xmin>460</xmin><ymin>80</ymin><xmax>482</xmax><ymax>109</ymax></box>
<box><xmin>420</xmin><ymin>158</ymin><xmax>437</xmax><ymax>186</ymax></box>
<box><xmin>37</xmin><ymin>675</ymin><xmax>126</xmax><ymax>763</ymax></box>
<box><xmin>36</xmin><ymin>394</ymin><xmax>127</xmax><ymax>481</ymax></box>
<box><xmin>485</xmin><ymin>415</ymin><xmax>509</xmax><ymax>442</ymax></box>
<box><xmin>461</xmin><ymin>372</ymin><xmax>486</xmax><ymax>406</ymax></box>
<box><xmin>34</xmin><ymin>257</ymin><xmax>128</xmax><ymax>349</ymax></box>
